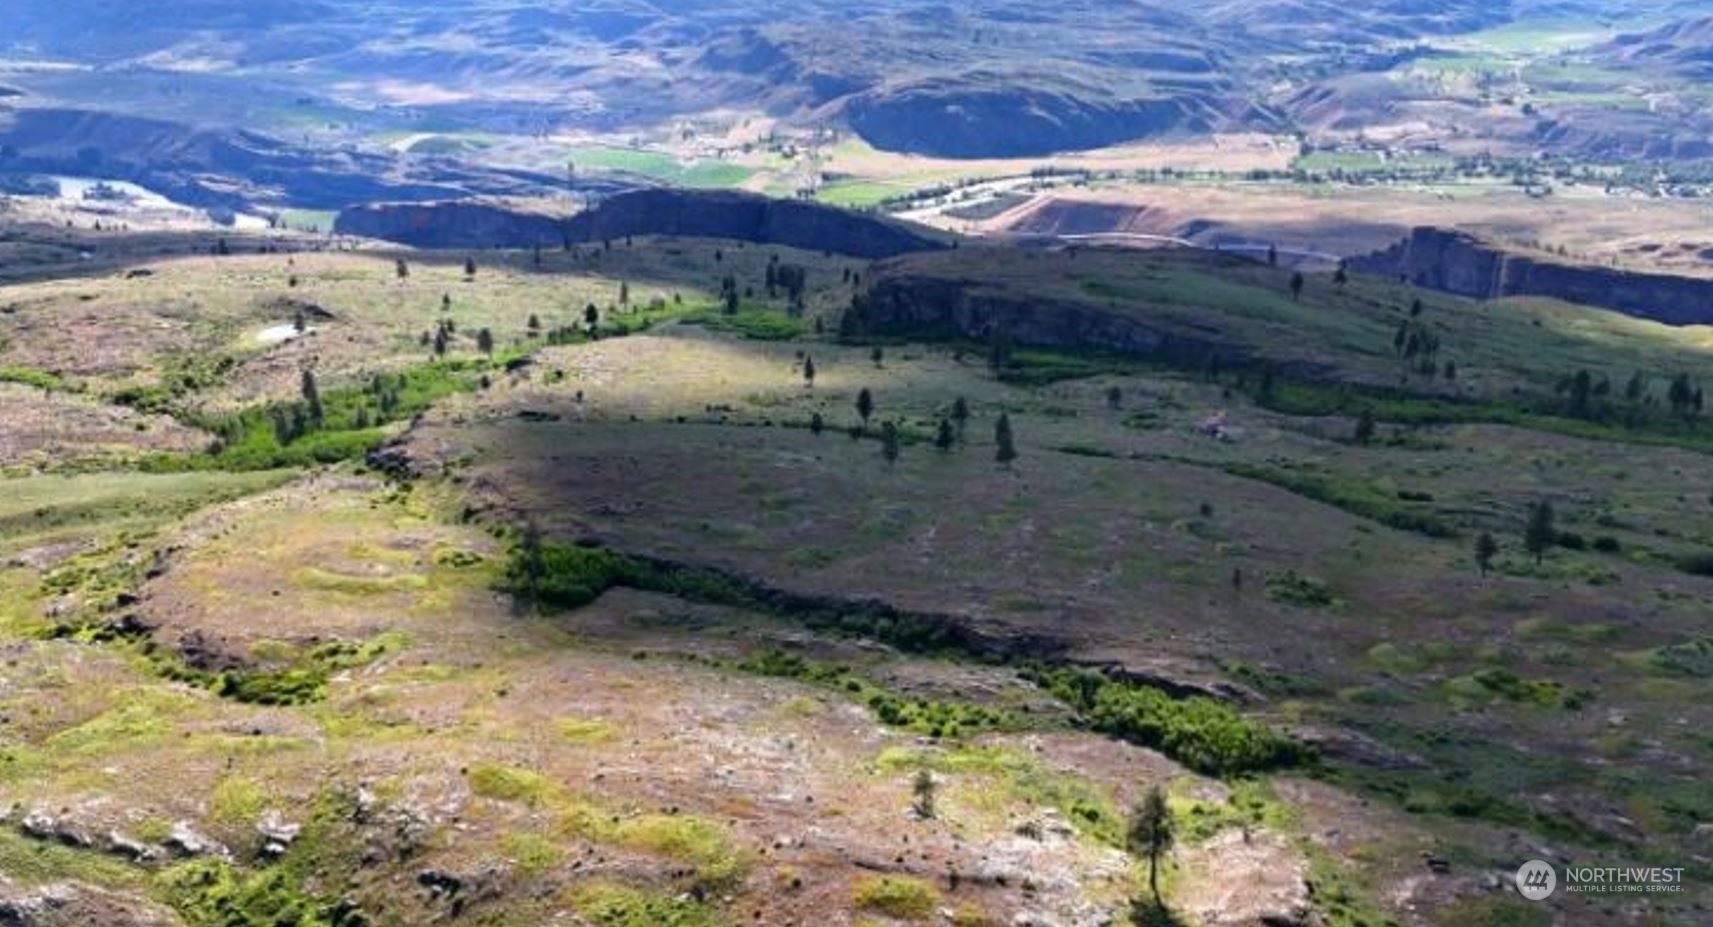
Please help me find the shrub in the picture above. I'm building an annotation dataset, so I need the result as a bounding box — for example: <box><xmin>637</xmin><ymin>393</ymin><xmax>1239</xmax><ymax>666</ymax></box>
<box><xmin>1264</xmin><ymin>571</ymin><xmax>1337</xmax><ymax>608</ymax></box>
<box><xmin>1029</xmin><ymin>668</ymin><xmax>1309</xmax><ymax>777</ymax></box>
<box><xmin>852</xmin><ymin>875</ymin><xmax>939</xmax><ymax>920</ymax></box>
<box><xmin>1679</xmin><ymin>552</ymin><xmax>1713</xmax><ymax>577</ymax></box>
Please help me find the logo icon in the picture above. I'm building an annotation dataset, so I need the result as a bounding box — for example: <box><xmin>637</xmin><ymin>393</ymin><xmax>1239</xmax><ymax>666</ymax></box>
<box><xmin>1517</xmin><ymin>860</ymin><xmax>1557</xmax><ymax>900</ymax></box>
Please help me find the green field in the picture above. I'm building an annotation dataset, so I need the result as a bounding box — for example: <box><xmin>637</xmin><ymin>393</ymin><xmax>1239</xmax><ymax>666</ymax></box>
<box><xmin>567</xmin><ymin>145</ymin><xmax>756</xmax><ymax>188</ymax></box>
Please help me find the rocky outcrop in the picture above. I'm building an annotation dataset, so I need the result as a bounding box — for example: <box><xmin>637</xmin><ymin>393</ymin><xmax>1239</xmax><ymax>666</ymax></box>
<box><xmin>334</xmin><ymin>199</ymin><xmax>573</xmax><ymax>250</ymax></box>
<box><xmin>1351</xmin><ymin>227</ymin><xmax>1713</xmax><ymax>326</ymax></box>
<box><xmin>849</xmin><ymin>262</ymin><xmax>1254</xmax><ymax>369</ymax></box>
<box><xmin>336</xmin><ymin>189</ymin><xmax>949</xmax><ymax>259</ymax></box>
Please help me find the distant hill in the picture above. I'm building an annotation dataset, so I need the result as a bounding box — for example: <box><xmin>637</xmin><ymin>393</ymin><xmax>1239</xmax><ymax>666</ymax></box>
<box><xmin>0</xmin><ymin>0</ymin><xmax>1697</xmax><ymax>159</ymax></box>
<box><xmin>1596</xmin><ymin>15</ymin><xmax>1713</xmax><ymax>80</ymax></box>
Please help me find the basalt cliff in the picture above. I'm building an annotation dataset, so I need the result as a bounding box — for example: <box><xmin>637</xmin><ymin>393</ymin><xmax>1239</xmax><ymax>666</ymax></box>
<box><xmin>335</xmin><ymin>189</ymin><xmax>948</xmax><ymax>259</ymax></box>
<box><xmin>1352</xmin><ymin>227</ymin><xmax>1713</xmax><ymax>326</ymax></box>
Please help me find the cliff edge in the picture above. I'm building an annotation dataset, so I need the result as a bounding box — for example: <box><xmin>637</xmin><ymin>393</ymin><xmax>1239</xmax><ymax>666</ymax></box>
<box><xmin>335</xmin><ymin>189</ymin><xmax>950</xmax><ymax>259</ymax></box>
<box><xmin>1351</xmin><ymin>227</ymin><xmax>1713</xmax><ymax>326</ymax></box>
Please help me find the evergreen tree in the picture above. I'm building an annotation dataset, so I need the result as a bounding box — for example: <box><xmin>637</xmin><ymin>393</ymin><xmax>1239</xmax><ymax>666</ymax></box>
<box><xmin>1475</xmin><ymin>532</ymin><xmax>1498</xmax><ymax>577</ymax></box>
<box><xmin>1128</xmin><ymin>786</ymin><xmax>1175</xmax><ymax>904</ymax></box>
<box><xmin>809</xmin><ymin>412</ymin><xmax>825</xmax><ymax>435</ymax></box>
<box><xmin>300</xmin><ymin>369</ymin><xmax>324</xmax><ymax>425</ymax></box>
<box><xmin>1353</xmin><ymin>409</ymin><xmax>1375</xmax><ymax>445</ymax></box>
<box><xmin>464</xmin><ymin>256</ymin><xmax>477</xmax><ymax>278</ymax></box>
<box><xmin>395</xmin><ymin>258</ymin><xmax>409</xmax><ymax>280</ymax></box>
<box><xmin>1289</xmin><ymin>271</ymin><xmax>1305</xmax><ymax>302</ymax></box>
<box><xmin>856</xmin><ymin>388</ymin><xmax>874</xmax><ymax>429</ymax></box>
<box><xmin>1524</xmin><ymin>501</ymin><xmax>1556</xmax><ymax>565</ymax></box>
<box><xmin>881</xmin><ymin>421</ymin><xmax>900</xmax><ymax>466</ymax></box>
<box><xmin>476</xmin><ymin>327</ymin><xmax>494</xmax><ymax>356</ymax></box>
<box><xmin>935</xmin><ymin>418</ymin><xmax>955</xmax><ymax>452</ymax></box>
<box><xmin>951</xmin><ymin>397</ymin><xmax>970</xmax><ymax>435</ymax></box>
<box><xmin>1625</xmin><ymin>371</ymin><xmax>1646</xmax><ymax>403</ymax></box>
<box><xmin>517</xmin><ymin>521</ymin><xmax>546</xmax><ymax>602</ymax></box>
<box><xmin>803</xmin><ymin>355</ymin><xmax>816</xmax><ymax>387</ymax></box>
<box><xmin>994</xmin><ymin>412</ymin><xmax>1017</xmax><ymax>467</ymax></box>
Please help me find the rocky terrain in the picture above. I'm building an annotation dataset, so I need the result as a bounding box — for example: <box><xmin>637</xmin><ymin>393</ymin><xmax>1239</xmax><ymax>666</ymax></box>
<box><xmin>1353</xmin><ymin>227</ymin><xmax>1713</xmax><ymax>326</ymax></box>
<box><xmin>337</xmin><ymin>189</ymin><xmax>950</xmax><ymax>258</ymax></box>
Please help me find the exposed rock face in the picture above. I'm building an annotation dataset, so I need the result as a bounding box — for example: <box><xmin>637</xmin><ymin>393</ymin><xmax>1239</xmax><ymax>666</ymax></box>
<box><xmin>336</xmin><ymin>189</ymin><xmax>948</xmax><ymax>259</ymax></box>
<box><xmin>335</xmin><ymin>199</ymin><xmax>572</xmax><ymax>250</ymax></box>
<box><xmin>849</xmin><ymin>261</ymin><xmax>1253</xmax><ymax>368</ymax></box>
<box><xmin>1351</xmin><ymin>227</ymin><xmax>1713</xmax><ymax>326</ymax></box>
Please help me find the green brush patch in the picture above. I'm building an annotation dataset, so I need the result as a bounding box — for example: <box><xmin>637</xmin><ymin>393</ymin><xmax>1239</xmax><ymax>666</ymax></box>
<box><xmin>1029</xmin><ymin>667</ymin><xmax>1309</xmax><ymax>778</ymax></box>
<box><xmin>738</xmin><ymin>649</ymin><xmax>1021</xmax><ymax>739</ymax></box>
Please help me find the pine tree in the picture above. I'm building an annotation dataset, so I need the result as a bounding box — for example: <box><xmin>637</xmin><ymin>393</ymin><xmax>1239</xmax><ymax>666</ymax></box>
<box><xmin>1354</xmin><ymin>409</ymin><xmax>1375</xmax><ymax>445</ymax></box>
<box><xmin>803</xmin><ymin>355</ymin><xmax>816</xmax><ymax>387</ymax></box>
<box><xmin>517</xmin><ymin>521</ymin><xmax>546</xmax><ymax>602</ymax></box>
<box><xmin>856</xmin><ymin>388</ymin><xmax>874</xmax><ymax>429</ymax></box>
<box><xmin>1289</xmin><ymin>271</ymin><xmax>1305</xmax><ymax>302</ymax></box>
<box><xmin>1128</xmin><ymin>786</ymin><xmax>1175</xmax><ymax>904</ymax></box>
<box><xmin>464</xmin><ymin>256</ymin><xmax>477</xmax><ymax>278</ymax></box>
<box><xmin>300</xmin><ymin>369</ymin><xmax>324</xmax><ymax>425</ymax></box>
<box><xmin>994</xmin><ymin>412</ymin><xmax>1017</xmax><ymax>467</ymax></box>
<box><xmin>584</xmin><ymin>304</ymin><xmax>599</xmax><ymax>329</ymax></box>
<box><xmin>871</xmin><ymin>346</ymin><xmax>884</xmax><ymax>368</ymax></box>
<box><xmin>881</xmin><ymin>421</ymin><xmax>900</xmax><ymax>466</ymax></box>
<box><xmin>1524</xmin><ymin>501</ymin><xmax>1556</xmax><ymax>565</ymax></box>
<box><xmin>396</xmin><ymin>258</ymin><xmax>409</xmax><ymax>281</ymax></box>
<box><xmin>935</xmin><ymin>419</ymin><xmax>955</xmax><ymax>452</ymax></box>
<box><xmin>951</xmin><ymin>397</ymin><xmax>970</xmax><ymax>436</ymax></box>
<box><xmin>809</xmin><ymin>412</ymin><xmax>824</xmax><ymax>435</ymax></box>
<box><xmin>476</xmin><ymin>328</ymin><xmax>494</xmax><ymax>356</ymax></box>
<box><xmin>1475</xmin><ymin>532</ymin><xmax>1498</xmax><ymax>577</ymax></box>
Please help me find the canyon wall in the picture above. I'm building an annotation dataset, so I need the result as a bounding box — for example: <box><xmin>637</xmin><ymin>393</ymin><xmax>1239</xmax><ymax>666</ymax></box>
<box><xmin>1352</xmin><ymin>227</ymin><xmax>1713</xmax><ymax>326</ymax></box>
<box><xmin>335</xmin><ymin>189</ymin><xmax>948</xmax><ymax>259</ymax></box>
